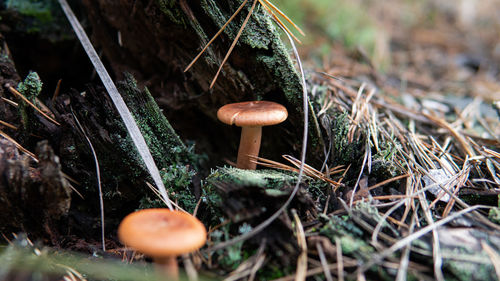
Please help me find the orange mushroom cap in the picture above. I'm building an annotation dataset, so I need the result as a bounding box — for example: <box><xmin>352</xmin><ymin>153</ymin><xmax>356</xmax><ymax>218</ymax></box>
<box><xmin>217</xmin><ymin>101</ymin><xmax>288</xmax><ymax>127</ymax></box>
<box><xmin>118</xmin><ymin>209</ymin><xmax>206</xmax><ymax>257</ymax></box>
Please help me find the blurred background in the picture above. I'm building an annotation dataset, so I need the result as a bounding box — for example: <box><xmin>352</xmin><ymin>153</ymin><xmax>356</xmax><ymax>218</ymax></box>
<box><xmin>276</xmin><ymin>0</ymin><xmax>500</xmax><ymax>71</ymax></box>
<box><xmin>272</xmin><ymin>0</ymin><xmax>500</xmax><ymax>121</ymax></box>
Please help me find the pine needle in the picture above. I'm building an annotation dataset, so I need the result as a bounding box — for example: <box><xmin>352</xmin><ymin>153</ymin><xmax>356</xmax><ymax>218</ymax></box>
<box><xmin>6</xmin><ymin>85</ymin><xmax>61</xmax><ymax>126</ymax></box>
<box><xmin>0</xmin><ymin>119</ymin><xmax>18</xmax><ymax>130</ymax></box>
<box><xmin>260</xmin><ymin>0</ymin><xmax>305</xmax><ymax>36</ymax></box>
<box><xmin>71</xmin><ymin>108</ymin><xmax>106</xmax><ymax>252</ymax></box>
<box><xmin>292</xmin><ymin>209</ymin><xmax>307</xmax><ymax>281</ymax></box>
<box><xmin>209</xmin><ymin>0</ymin><xmax>258</xmax><ymax>89</ymax></box>
<box><xmin>0</xmin><ymin>129</ymin><xmax>37</xmax><ymax>161</ymax></box>
<box><xmin>316</xmin><ymin>242</ymin><xmax>334</xmax><ymax>281</ymax></box>
<box><xmin>183</xmin><ymin>0</ymin><xmax>249</xmax><ymax>73</ymax></box>
<box><xmin>1</xmin><ymin>97</ymin><xmax>18</xmax><ymax>107</ymax></box>
<box><xmin>185</xmin><ymin>0</ymin><xmax>304</xmax><ymax>87</ymax></box>
<box><xmin>258</xmin><ymin>1</ymin><xmax>302</xmax><ymax>43</ymax></box>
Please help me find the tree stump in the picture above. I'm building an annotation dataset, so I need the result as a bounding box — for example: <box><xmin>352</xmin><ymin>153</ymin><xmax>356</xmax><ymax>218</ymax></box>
<box><xmin>80</xmin><ymin>0</ymin><xmax>304</xmax><ymax>164</ymax></box>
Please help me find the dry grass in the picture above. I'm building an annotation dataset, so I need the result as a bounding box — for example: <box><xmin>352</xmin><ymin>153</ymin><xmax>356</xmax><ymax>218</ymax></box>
<box><xmin>234</xmin><ymin>2</ymin><xmax>500</xmax><ymax>277</ymax></box>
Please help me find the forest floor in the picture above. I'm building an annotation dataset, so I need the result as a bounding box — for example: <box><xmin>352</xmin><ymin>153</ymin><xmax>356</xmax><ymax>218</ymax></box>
<box><xmin>0</xmin><ymin>0</ymin><xmax>499</xmax><ymax>280</ymax></box>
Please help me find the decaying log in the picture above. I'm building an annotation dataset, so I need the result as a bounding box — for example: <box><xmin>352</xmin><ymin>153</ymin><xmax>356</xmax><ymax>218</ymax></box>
<box><xmin>0</xmin><ymin>139</ymin><xmax>72</xmax><ymax>244</ymax></box>
<box><xmin>53</xmin><ymin>74</ymin><xmax>200</xmax><ymax>215</ymax></box>
<box><xmin>80</xmin><ymin>0</ymin><xmax>305</xmax><ymax>164</ymax></box>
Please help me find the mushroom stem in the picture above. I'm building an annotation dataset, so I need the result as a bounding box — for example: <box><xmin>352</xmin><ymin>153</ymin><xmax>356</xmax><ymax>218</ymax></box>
<box><xmin>154</xmin><ymin>256</ymin><xmax>179</xmax><ymax>280</ymax></box>
<box><xmin>237</xmin><ymin>126</ymin><xmax>262</xmax><ymax>170</ymax></box>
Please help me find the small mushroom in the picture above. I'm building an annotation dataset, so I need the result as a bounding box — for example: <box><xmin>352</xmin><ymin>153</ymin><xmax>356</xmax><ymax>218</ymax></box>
<box><xmin>118</xmin><ymin>209</ymin><xmax>207</xmax><ymax>280</ymax></box>
<box><xmin>217</xmin><ymin>101</ymin><xmax>288</xmax><ymax>170</ymax></box>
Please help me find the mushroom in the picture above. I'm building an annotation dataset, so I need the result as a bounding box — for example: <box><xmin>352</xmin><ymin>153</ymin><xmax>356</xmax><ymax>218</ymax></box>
<box><xmin>217</xmin><ymin>101</ymin><xmax>288</xmax><ymax>170</ymax></box>
<box><xmin>118</xmin><ymin>209</ymin><xmax>207</xmax><ymax>280</ymax></box>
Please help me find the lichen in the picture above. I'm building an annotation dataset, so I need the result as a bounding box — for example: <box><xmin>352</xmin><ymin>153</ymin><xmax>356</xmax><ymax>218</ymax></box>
<box><xmin>17</xmin><ymin>71</ymin><xmax>42</xmax><ymax>101</ymax></box>
<box><xmin>205</xmin><ymin>166</ymin><xmax>330</xmax><ymax>201</ymax></box>
<box><xmin>206</xmin><ymin>166</ymin><xmax>298</xmax><ymax>187</ymax></box>
<box><xmin>319</xmin><ymin>214</ymin><xmax>375</xmax><ymax>259</ymax></box>
<box><xmin>209</xmin><ymin>222</ymin><xmax>254</xmax><ymax>269</ymax></box>
<box><xmin>488</xmin><ymin>207</ymin><xmax>500</xmax><ymax>224</ymax></box>
<box><xmin>16</xmin><ymin>71</ymin><xmax>43</xmax><ymax>132</ymax></box>
<box><xmin>444</xmin><ymin>259</ymin><xmax>496</xmax><ymax>281</ymax></box>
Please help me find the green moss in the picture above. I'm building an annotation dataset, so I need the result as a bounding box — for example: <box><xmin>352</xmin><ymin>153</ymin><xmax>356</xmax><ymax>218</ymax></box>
<box><xmin>203</xmin><ymin>167</ymin><xmax>294</xmax><ymax>219</ymax></box>
<box><xmin>106</xmin><ymin>74</ymin><xmax>201</xmax><ymax>210</ymax></box>
<box><xmin>258</xmin><ymin>264</ymin><xmax>294</xmax><ymax>280</ymax></box>
<box><xmin>205</xmin><ymin>166</ymin><xmax>330</xmax><ymax>203</ymax></box>
<box><xmin>156</xmin><ymin>0</ymin><xmax>187</xmax><ymax>27</ymax></box>
<box><xmin>207</xmin><ymin>166</ymin><xmax>298</xmax><ymax>187</ymax></box>
<box><xmin>330</xmin><ymin>111</ymin><xmax>364</xmax><ymax>166</ymax></box>
<box><xmin>319</xmin><ymin>214</ymin><xmax>364</xmax><ymax>237</ymax></box>
<box><xmin>116</xmin><ymin>74</ymin><xmax>194</xmax><ymax>165</ymax></box>
<box><xmin>17</xmin><ymin>71</ymin><xmax>42</xmax><ymax>101</ymax></box>
<box><xmin>339</xmin><ymin>234</ymin><xmax>373</xmax><ymax>255</ymax></box>
<box><xmin>489</xmin><ymin>207</ymin><xmax>500</xmax><ymax>224</ymax></box>
<box><xmin>0</xmin><ymin>236</ymin><xmax>219</xmax><ymax>280</ymax></box>
<box><xmin>139</xmin><ymin>164</ymin><xmax>197</xmax><ymax>211</ymax></box>
<box><xmin>6</xmin><ymin>0</ymin><xmax>53</xmax><ymax>23</ymax></box>
<box><xmin>255</xmin><ymin>49</ymin><xmax>302</xmax><ymax>104</ymax></box>
<box><xmin>202</xmin><ymin>166</ymin><xmax>330</xmax><ymax>225</ymax></box>
<box><xmin>203</xmin><ymin>0</ymin><xmax>273</xmax><ymax>50</ymax></box>
<box><xmin>4</xmin><ymin>0</ymin><xmax>73</xmax><ymax>40</ymax></box>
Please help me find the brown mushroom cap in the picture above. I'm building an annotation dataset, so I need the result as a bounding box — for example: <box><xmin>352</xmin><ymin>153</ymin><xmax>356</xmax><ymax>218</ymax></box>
<box><xmin>217</xmin><ymin>101</ymin><xmax>288</xmax><ymax>127</ymax></box>
<box><xmin>118</xmin><ymin>209</ymin><xmax>206</xmax><ymax>257</ymax></box>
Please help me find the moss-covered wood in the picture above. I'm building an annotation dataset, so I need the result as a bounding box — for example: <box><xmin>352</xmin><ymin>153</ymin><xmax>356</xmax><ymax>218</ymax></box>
<box><xmin>53</xmin><ymin>74</ymin><xmax>200</xmax><ymax>216</ymax></box>
<box><xmin>80</xmin><ymin>0</ymin><xmax>304</xmax><ymax>165</ymax></box>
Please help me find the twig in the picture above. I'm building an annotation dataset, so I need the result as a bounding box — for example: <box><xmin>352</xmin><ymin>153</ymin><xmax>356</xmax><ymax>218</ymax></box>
<box><xmin>1</xmin><ymin>97</ymin><xmax>18</xmax><ymax>107</ymax></box>
<box><xmin>260</xmin><ymin>0</ymin><xmax>305</xmax><ymax>35</ymax></box>
<box><xmin>258</xmin><ymin>1</ymin><xmax>302</xmax><ymax>43</ymax></box>
<box><xmin>395</xmin><ymin>212</ymin><xmax>417</xmax><ymax>281</ymax></box>
<box><xmin>417</xmin><ymin>184</ymin><xmax>444</xmax><ymax>281</ymax></box>
<box><xmin>182</xmin><ymin>253</ymin><xmax>198</xmax><ymax>281</ymax></box>
<box><xmin>349</xmin><ymin>139</ymin><xmax>369</xmax><ymax>207</ymax></box>
<box><xmin>371</xmin><ymin>200</ymin><xmax>406</xmax><ymax>247</ymax></box>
